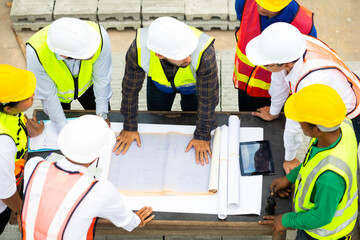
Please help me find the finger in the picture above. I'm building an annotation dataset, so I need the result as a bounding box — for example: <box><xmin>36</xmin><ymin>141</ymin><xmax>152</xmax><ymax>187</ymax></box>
<box><xmin>207</xmin><ymin>147</ymin><xmax>212</xmax><ymax>159</ymax></box>
<box><xmin>135</xmin><ymin>136</ymin><xmax>142</xmax><ymax>147</ymax></box>
<box><xmin>121</xmin><ymin>142</ymin><xmax>131</xmax><ymax>155</ymax></box>
<box><xmin>199</xmin><ymin>151</ymin><xmax>205</xmax><ymax>166</ymax></box>
<box><xmin>32</xmin><ymin>113</ymin><xmax>38</xmax><ymax>121</ymax></box>
<box><xmin>185</xmin><ymin>141</ymin><xmax>193</xmax><ymax>152</ymax></box>
<box><xmin>258</xmin><ymin>220</ymin><xmax>273</xmax><ymax>225</ymax></box>
<box><xmin>39</xmin><ymin>120</ymin><xmax>44</xmax><ymax>126</ymax></box>
<box><xmin>204</xmin><ymin>150</ymin><xmax>209</xmax><ymax>165</ymax></box>
<box><xmin>196</xmin><ymin>150</ymin><xmax>200</xmax><ymax>165</ymax></box>
<box><xmin>263</xmin><ymin>215</ymin><xmax>276</xmax><ymax>220</ymax></box>
<box><xmin>144</xmin><ymin>215</ymin><xmax>155</xmax><ymax>223</ymax></box>
<box><xmin>252</xmin><ymin>111</ymin><xmax>261</xmax><ymax>117</ymax></box>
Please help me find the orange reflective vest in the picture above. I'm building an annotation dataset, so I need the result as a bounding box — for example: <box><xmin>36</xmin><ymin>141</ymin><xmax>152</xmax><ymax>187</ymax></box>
<box><xmin>22</xmin><ymin>161</ymin><xmax>98</xmax><ymax>240</ymax></box>
<box><xmin>293</xmin><ymin>36</ymin><xmax>360</xmax><ymax>118</ymax></box>
<box><xmin>0</xmin><ymin>112</ymin><xmax>27</xmax><ymax>185</ymax></box>
<box><xmin>233</xmin><ymin>0</ymin><xmax>314</xmax><ymax>97</ymax></box>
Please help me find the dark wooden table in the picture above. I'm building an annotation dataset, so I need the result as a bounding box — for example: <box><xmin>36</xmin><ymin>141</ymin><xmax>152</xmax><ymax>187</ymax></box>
<box><xmin>30</xmin><ymin>110</ymin><xmax>291</xmax><ymax>239</ymax></box>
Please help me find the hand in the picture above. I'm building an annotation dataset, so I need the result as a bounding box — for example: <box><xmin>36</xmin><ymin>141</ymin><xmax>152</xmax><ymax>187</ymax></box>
<box><xmin>105</xmin><ymin>118</ymin><xmax>111</xmax><ymax>128</ymax></box>
<box><xmin>135</xmin><ymin>206</ymin><xmax>155</xmax><ymax>227</ymax></box>
<box><xmin>270</xmin><ymin>177</ymin><xmax>292</xmax><ymax>198</ymax></box>
<box><xmin>258</xmin><ymin>215</ymin><xmax>286</xmax><ymax>236</ymax></box>
<box><xmin>283</xmin><ymin>158</ymin><xmax>301</xmax><ymax>174</ymax></box>
<box><xmin>185</xmin><ymin>139</ymin><xmax>211</xmax><ymax>166</ymax></box>
<box><xmin>16</xmin><ymin>213</ymin><xmax>22</xmax><ymax>233</ymax></box>
<box><xmin>113</xmin><ymin>130</ymin><xmax>141</xmax><ymax>155</ymax></box>
<box><xmin>25</xmin><ymin>113</ymin><xmax>44</xmax><ymax>138</ymax></box>
<box><xmin>252</xmin><ymin>106</ymin><xmax>279</xmax><ymax>121</ymax></box>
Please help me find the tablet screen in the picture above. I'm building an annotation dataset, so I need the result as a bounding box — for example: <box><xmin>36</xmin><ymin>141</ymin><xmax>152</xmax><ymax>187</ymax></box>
<box><xmin>239</xmin><ymin>140</ymin><xmax>275</xmax><ymax>176</ymax></box>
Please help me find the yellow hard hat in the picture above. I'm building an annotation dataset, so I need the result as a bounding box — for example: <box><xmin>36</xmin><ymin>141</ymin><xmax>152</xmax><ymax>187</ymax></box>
<box><xmin>255</xmin><ymin>0</ymin><xmax>292</xmax><ymax>12</ymax></box>
<box><xmin>0</xmin><ymin>64</ymin><xmax>36</xmax><ymax>104</ymax></box>
<box><xmin>284</xmin><ymin>84</ymin><xmax>346</xmax><ymax>128</ymax></box>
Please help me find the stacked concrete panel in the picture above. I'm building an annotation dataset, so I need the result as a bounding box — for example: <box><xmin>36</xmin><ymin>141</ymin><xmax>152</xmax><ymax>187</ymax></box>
<box><xmin>185</xmin><ymin>0</ymin><xmax>228</xmax><ymax>31</ymax></box>
<box><xmin>97</xmin><ymin>0</ymin><xmax>141</xmax><ymax>31</ymax></box>
<box><xmin>228</xmin><ymin>0</ymin><xmax>239</xmax><ymax>30</ymax></box>
<box><xmin>142</xmin><ymin>0</ymin><xmax>185</xmax><ymax>27</ymax></box>
<box><xmin>53</xmin><ymin>0</ymin><xmax>98</xmax><ymax>21</ymax></box>
<box><xmin>10</xmin><ymin>0</ymin><xmax>54</xmax><ymax>31</ymax></box>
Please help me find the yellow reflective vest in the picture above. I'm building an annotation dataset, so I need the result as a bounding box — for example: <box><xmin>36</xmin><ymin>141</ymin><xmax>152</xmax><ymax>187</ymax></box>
<box><xmin>26</xmin><ymin>21</ymin><xmax>103</xmax><ymax>103</ymax></box>
<box><xmin>136</xmin><ymin>26</ymin><xmax>214</xmax><ymax>94</ymax></box>
<box><xmin>294</xmin><ymin>119</ymin><xmax>358</xmax><ymax>239</ymax></box>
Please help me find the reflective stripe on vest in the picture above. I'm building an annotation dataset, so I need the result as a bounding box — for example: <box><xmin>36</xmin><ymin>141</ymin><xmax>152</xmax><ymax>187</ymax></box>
<box><xmin>136</xmin><ymin>26</ymin><xmax>214</xmax><ymax>94</ymax></box>
<box><xmin>0</xmin><ymin>112</ymin><xmax>27</xmax><ymax>184</ymax></box>
<box><xmin>294</xmin><ymin>36</ymin><xmax>360</xmax><ymax>118</ymax></box>
<box><xmin>294</xmin><ymin>119</ymin><xmax>358</xmax><ymax>239</ymax></box>
<box><xmin>22</xmin><ymin>161</ymin><xmax>98</xmax><ymax>239</ymax></box>
<box><xmin>26</xmin><ymin>21</ymin><xmax>103</xmax><ymax>103</ymax></box>
<box><xmin>233</xmin><ymin>0</ymin><xmax>314</xmax><ymax>97</ymax></box>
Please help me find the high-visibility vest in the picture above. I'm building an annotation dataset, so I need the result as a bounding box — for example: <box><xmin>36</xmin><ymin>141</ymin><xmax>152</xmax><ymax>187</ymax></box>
<box><xmin>26</xmin><ymin>21</ymin><xmax>103</xmax><ymax>103</ymax></box>
<box><xmin>233</xmin><ymin>0</ymin><xmax>314</xmax><ymax>97</ymax></box>
<box><xmin>22</xmin><ymin>161</ymin><xmax>98</xmax><ymax>240</ymax></box>
<box><xmin>294</xmin><ymin>119</ymin><xmax>358</xmax><ymax>239</ymax></box>
<box><xmin>293</xmin><ymin>35</ymin><xmax>360</xmax><ymax>118</ymax></box>
<box><xmin>136</xmin><ymin>26</ymin><xmax>214</xmax><ymax>95</ymax></box>
<box><xmin>0</xmin><ymin>112</ymin><xmax>27</xmax><ymax>185</ymax></box>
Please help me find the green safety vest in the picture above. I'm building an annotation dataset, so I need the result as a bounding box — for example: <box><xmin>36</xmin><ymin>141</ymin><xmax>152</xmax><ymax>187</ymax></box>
<box><xmin>0</xmin><ymin>112</ymin><xmax>27</xmax><ymax>162</ymax></box>
<box><xmin>26</xmin><ymin>21</ymin><xmax>103</xmax><ymax>103</ymax></box>
<box><xmin>294</xmin><ymin>118</ymin><xmax>358</xmax><ymax>239</ymax></box>
<box><xmin>136</xmin><ymin>26</ymin><xmax>214</xmax><ymax>95</ymax></box>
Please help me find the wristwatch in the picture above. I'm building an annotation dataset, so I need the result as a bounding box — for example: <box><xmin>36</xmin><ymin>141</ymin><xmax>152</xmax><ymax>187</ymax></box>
<box><xmin>97</xmin><ymin>112</ymin><xmax>108</xmax><ymax>120</ymax></box>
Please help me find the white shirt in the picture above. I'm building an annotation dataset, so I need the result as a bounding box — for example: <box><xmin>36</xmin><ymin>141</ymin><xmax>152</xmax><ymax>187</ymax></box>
<box><xmin>269</xmin><ymin>57</ymin><xmax>356</xmax><ymax>160</ymax></box>
<box><xmin>26</xmin><ymin>25</ymin><xmax>113</xmax><ymax>132</ymax></box>
<box><xmin>23</xmin><ymin>157</ymin><xmax>140</xmax><ymax>239</ymax></box>
<box><xmin>0</xmin><ymin>135</ymin><xmax>18</xmax><ymax>214</ymax></box>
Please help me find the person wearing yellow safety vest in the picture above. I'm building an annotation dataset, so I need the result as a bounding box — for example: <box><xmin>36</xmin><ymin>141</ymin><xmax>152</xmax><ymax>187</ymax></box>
<box><xmin>0</xmin><ymin>65</ymin><xmax>44</xmax><ymax>235</ymax></box>
<box><xmin>22</xmin><ymin>115</ymin><xmax>154</xmax><ymax>239</ymax></box>
<box><xmin>26</xmin><ymin>17</ymin><xmax>112</xmax><ymax>132</ymax></box>
<box><xmin>114</xmin><ymin>17</ymin><xmax>219</xmax><ymax>166</ymax></box>
<box><xmin>234</xmin><ymin>0</ymin><xmax>317</xmax><ymax>111</ymax></box>
<box><xmin>259</xmin><ymin>84</ymin><xmax>359</xmax><ymax>240</ymax></box>
<box><xmin>246</xmin><ymin>22</ymin><xmax>360</xmax><ymax>174</ymax></box>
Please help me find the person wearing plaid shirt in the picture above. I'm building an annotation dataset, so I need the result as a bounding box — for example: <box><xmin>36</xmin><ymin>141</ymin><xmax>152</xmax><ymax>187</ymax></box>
<box><xmin>113</xmin><ymin>17</ymin><xmax>219</xmax><ymax>166</ymax></box>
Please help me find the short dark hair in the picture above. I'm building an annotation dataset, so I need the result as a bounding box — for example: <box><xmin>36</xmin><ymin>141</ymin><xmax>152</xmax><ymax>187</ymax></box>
<box><xmin>0</xmin><ymin>101</ymin><xmax>20</xmax><ymax>113</ymax></box>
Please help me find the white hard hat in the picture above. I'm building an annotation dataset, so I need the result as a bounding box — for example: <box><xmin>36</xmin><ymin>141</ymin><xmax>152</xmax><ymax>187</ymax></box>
<box><xmin>246</xmin><ymin>22</ymin><xmax>306</xmax><ymax>65</ymax></box>
<box><xmin>58</xmin><ymin>115</ymin><xmax>115</xmax><ymax>164</ymax></box>
<box><xmin>47</xmin><ymin>18</ymin><xmax>101</xmax><ymax>59</ymax></box>
<box><xmin>147</xmin><ymin>17</ymin><xmax>199</xmax><ymax>60</ymax></box>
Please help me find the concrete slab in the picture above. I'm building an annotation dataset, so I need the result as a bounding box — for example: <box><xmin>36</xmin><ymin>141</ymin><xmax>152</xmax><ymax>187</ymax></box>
<box><xmin>228</xmin><ymin>0</ymin><xmax>237</xmax><ymax>21</ymax></box>
<box><xmin>142</xmin><ymin>0</ymin><xmax>185</xmax><ymax>21</ymax></box>
<box><xmin>12</xmin><ymin>21</ymin><xmax>50</xmax><ymax>31</ymax></box>
<box><xmin>100</xmin><ymin>20</ymin><xmax>141</xmax><ymax>31</ymax></box>
<box><xmin>185</xmin><ymin>0</ymin><xmax>228</xmax><ymax>21</ymax></box>
<box><xmin>228</xmin><ymin>21</ymin><xmax>239</xmax><ymax>31</ymax></box>
<box><xmin>345</xmin><ymin>61</ymin><xmax>360</xmax><ymax>77</ymax></box>
<box><xmin>97</xmin><ymin>0</ymin><xmax>141</xmax><ymax>21</ymax></box>
<box><xmin>186</xmin><ymin>20</ymin><xmax>228</xmax><ymax>31</ymax></box>
<box><xmin>10</xmin><ymin>0</ymin><xmax>54</xmax><ymax>23</ymax></box>
<box><xmin>53</xmin><ymin>0</ymin><xmax>98</xmax><ymax>21</ymax></box>
<box><xmin>166</xmin><ymin>237</ymin><xmax>221</xmax><ymax>240</ymax></box>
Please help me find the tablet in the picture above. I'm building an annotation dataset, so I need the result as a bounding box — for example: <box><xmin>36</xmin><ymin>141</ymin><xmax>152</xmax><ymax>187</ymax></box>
<box><xmin>239</xmin><ymin>140</ymin><xmax>275</xmax><ymax>176</ymax></box>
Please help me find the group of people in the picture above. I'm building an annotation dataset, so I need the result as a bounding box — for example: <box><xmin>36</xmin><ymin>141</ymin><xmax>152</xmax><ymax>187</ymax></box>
<box><xmin>0</xmin><ymin>0</ymin><xmax>359</xmax><ymax>239</ymax></box>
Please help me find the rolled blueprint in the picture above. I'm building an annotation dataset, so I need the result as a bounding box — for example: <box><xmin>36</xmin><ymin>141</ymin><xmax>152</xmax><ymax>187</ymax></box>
<box><xmin>218</xmin><ymin>125</ymin><xmax>228</xmax><ymax>219</ymax></box>
<box><xmin>227</xmin><ymin>115</ymin><xmax>241</xmax><ymax>210</ymax></box>
<box><xmin>208</xmin><ymin>127</ymin><xmax>221</xmax><ymax>193</ymax></box>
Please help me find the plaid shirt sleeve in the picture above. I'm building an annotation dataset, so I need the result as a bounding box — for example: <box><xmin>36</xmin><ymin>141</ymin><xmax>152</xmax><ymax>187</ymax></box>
<box><xmin>194</xmin><ymin>43</ymin><xmax>219</xmax><ymax>141</ymax></box>
<box><xmin>120</xmin><ymin>39</ymin><xmax>145</xmax><ymax>131</ymax></box>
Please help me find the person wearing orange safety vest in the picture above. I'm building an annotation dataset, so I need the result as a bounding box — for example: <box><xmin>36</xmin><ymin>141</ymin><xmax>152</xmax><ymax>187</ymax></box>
<box><xmin>234</xmin><ymin>0</ymin><xmax>317</xmax><ymax>111</ymax></box>
<box><xmin>246</xmin><ymin>22</ymin><xmax>360</xmax><ymax>174</ymax></box>
<box><xmin>0</xmin><ymin>65</ymin><xmax>44</xmax><ymax>235</ymax></box>
<box><xmin>26</xmin><ymin>17</ymin><xmax>112</xmax><ymax>133</ymax></box>
<box><xmin>22</xmin><ymin>115</ymin><xmax>154</xmax><ymax>239</ymax></box>
<box><xmin>259</xmin><ymin>84</ymin><xmax>359</xmax><ymax>239</ymax></box>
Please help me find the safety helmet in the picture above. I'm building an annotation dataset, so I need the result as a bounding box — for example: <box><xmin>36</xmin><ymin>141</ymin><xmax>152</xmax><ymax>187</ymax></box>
<box><xmin>255</xmin><ymin>0</ymin><xmax>292</xmax><ymax>12</ymax></box>
<box><xmin>147</xmin><ymin>16</ymin><xmax>199</xmax><ymax>61</ymax></box>
<box><xmin>246</xmin><ymin>22</ymin><xmax>306</xmax><ymax>66</ymax></box>
<box><xmin>284</xmin><ymin>84</ymin><xmax>346</xmax><ymax>129</ymax></box>
<box><xmin>0</xmin><ymin>64</ymin><xmax>36</xmax><ymax>104</ymax></box>
<box><xmin>47</xmin><ymin>18</ymin><xmax>101</xmax><ymax>60</ymax></box>
<box><xmin>58</xmin><ymin>115</ymin><xmax>115</xmax><ymax>164</ymax></box>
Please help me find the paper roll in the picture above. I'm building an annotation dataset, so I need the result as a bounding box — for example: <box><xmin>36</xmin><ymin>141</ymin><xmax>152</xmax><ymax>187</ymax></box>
<box><xmin>208</xmin><ymin>127</ymin><xmax>221</xmax><ymax>193</ymax></box>
<box><xmin>218</xmin><ymin>125</ymin><xmax>228</xmax><ymax>219</ymax></box>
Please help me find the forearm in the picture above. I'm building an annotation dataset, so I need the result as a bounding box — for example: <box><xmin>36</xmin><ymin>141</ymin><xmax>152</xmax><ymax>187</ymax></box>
<box><xmin>284</xmin><ymin>118</ymin><xmax>303</xmax><ymax>161</ymax></box>
<box><xmin>42</xmin><ymin>96</ymin><xmax>67</xmax><ymax>131</ymax></box>
<box><xmin>2</xmin><ymin>191</ymin><xmax>22</xmax><ymax>214</ymax></box>
<box><xmin>269</xmin><ymin>73</ymin><xmax>290</xmax><ymax>115</ymax></box>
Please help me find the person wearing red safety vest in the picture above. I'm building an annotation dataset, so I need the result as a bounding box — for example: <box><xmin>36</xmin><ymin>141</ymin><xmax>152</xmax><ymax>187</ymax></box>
<box><xmin>234</xmin><ymin>0</ymin><xmax>317</xmax><ymax>111</ymax></box>
<box><xmin>246</xmin><ymin>22</ymin><xmax>360</xmax><ymax>174</ymax></box>
<box><xmin>0</xmin><ymin>65</ymin><xmax>44</xmax><ymax>235</ymax></box>
<box><xmin>22</xmin><ymin>115</ymin><xmax>154</xmax><ymax>239</ymax></box>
